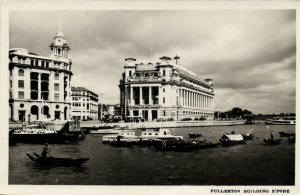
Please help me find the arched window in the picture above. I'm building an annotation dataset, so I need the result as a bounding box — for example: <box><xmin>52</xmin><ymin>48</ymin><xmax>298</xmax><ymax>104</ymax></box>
<box><xmin>18</xmin><ymin>69</ymin><xmax>24</xmax><ymax>76</ymax></box>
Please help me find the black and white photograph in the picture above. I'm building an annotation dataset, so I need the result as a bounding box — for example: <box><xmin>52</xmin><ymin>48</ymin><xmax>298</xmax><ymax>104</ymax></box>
<box><xmin>1</xmin><ymin>1</ymin><xmax>298</xmax><ymax>194</ymax></box>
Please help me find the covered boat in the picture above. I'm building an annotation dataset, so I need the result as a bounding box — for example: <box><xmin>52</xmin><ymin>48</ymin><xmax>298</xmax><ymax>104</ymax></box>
<box><xmin>27</xmin><ymin>153</ymin><xmax>89</xmax><ymax>166</ymax></box>
<box><xmin>263</xmin><ymin>138</ymin><xmax>282</xmax><ymax>145</ymax></box>
<box><xmin>219</xmin><ymin>133</ymin><xmax>246</xmax><ymax>146</ymax></box>
<box><xmin>140</xmin><ymin>128</ymin><xmax>183</xmax><ymax>141</ymax></box>
<box><xmin>102</xmin><ymin>130</ymin><xmax>139</xmax><ymax>143</ymax></box>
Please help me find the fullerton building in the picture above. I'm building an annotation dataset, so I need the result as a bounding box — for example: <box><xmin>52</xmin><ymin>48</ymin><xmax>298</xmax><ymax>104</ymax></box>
<box><xmin>9</xmin><ymin>30</ymin><xmax>72</xmax><ymax>122</ymax></box>
<box><xmin>119</xmin><ymin>56</ymin><xmax>215</xmax><ymax>121</ymax></box>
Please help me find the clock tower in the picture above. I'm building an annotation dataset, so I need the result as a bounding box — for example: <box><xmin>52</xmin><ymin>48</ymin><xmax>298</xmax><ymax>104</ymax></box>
<box><xmin>49</xmin><ymin>30</ymin><xmax>70</xmax><ymax>59</ymax></box>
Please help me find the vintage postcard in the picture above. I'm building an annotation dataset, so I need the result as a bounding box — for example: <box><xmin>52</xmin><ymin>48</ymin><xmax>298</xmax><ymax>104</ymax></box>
<box><xmin>0</xmin><ymin>1</ymin><xmax>298</xmax><ymax>195</ymax></box>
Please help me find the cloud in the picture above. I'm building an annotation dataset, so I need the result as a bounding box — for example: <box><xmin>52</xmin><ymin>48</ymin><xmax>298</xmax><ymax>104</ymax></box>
<box><xmin>9</xmin><ymin>10</ymin><xmax>296</xmax><ymax>114</ymax></box>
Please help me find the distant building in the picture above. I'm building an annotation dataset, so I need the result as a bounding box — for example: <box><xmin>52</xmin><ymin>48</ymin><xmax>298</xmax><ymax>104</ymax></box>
<box><xmin>9</xmin><ymin>30</ymin><xmax>72</xmax><ymax>122</ymax></box>
<box><xmin>107</xmin><ymin>105</ymin><xmax>115</xmax><ymax>116</ymax></box>
<box><xmin>71</xmin><ymin>87</ymin><xmax>99</xmax><ymax>120</ymax></box>
<box><xmin>107</xmin><ymin>104</ymin><xmax>121</xmax><ymax>116</ymax></box>
<box><xmin>119</xmin><ymin>56</ymin><xmax>215</xmax><ymax>121</ymax></box>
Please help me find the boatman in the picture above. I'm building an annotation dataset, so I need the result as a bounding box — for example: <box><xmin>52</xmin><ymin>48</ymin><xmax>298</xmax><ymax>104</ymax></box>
<box><xmin>41</xmin><ymin>143</ymin><xmax>49</xmax><ymax>158</ymax></box>
<box><xmin>271</xmin><ymin>133</ymin><xmax>274</xmax><ymax>140</ymax></box>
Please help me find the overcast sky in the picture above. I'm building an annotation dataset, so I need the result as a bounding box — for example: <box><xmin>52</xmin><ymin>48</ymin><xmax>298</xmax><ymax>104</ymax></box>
<box><xmin>9</xmin><ymin>10</ymin><xmax>296</xmax><ymax>114</ymax></box>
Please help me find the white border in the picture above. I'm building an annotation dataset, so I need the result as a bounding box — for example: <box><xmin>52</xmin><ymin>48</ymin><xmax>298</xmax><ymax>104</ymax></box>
<box><xmin>0</xmin><ymin>1</ymin><xmax>298</xmax><ymax>195</ymax></box>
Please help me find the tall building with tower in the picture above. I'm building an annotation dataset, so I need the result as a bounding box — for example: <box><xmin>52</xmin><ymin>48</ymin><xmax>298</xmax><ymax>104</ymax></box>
<box><xmin>119</xmin><ymin>56</ymin><xmax>215</xmax><ymax>121</ymax></box>
<box><xmin>9</xmin><ymin>29</ymin><xmax>73</xmax><ymax>122</ymax></box>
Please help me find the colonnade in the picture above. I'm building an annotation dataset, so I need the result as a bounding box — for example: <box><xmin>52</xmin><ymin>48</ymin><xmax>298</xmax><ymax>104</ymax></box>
<box><xmin>130</xmin><ymin>86</ymin><xmax>158</xmax><ymax>105</ymax></box>
<box><xmin>179</xmin><ymin>89</ymin><xmax>213</xmax><ymax>110</ymax></box>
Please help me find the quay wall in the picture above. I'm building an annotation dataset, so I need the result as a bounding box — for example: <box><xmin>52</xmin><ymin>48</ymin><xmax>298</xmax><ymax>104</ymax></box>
<box><xmin>9</xmin><ymin>120</ymin><xmax>246</xmax><ymax>130</ymax></box>
<box><xmin>80</xmin><ymin>120</ymin><xmax>246</xmax><ymax>129</ymax></box>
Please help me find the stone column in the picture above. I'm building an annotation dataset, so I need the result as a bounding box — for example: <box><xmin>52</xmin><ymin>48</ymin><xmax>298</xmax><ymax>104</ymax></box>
<box><xmin>139</xmin><ymin>87</ymin><xmax>143</xmax><ymax>105</ymax></box>
<box><xmin>130</xmin><ymin>86</ymin><xmax>133</xmax><ymax>105</ymax></box>
<box><xmin>149</xmin><ymin>86</ymin><xmax>153</xmax><ymax>105</ymax></box>
<box><xmin>149</xmin><ymin>109</ymin><xmax>152</xmax><ymax>121</ymax></box>
<box><xmin>38</xmin><ymin>73</ymin><xmax>41</xmax><ymax>100</ymax></box>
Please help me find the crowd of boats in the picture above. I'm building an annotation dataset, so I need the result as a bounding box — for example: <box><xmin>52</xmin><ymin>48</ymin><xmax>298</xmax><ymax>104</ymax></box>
<box><xmin>99</xmin><ymin>128</ymin><xmax>295</xmax><ymax>151</ymax></box>
<box><xmin>9</xmin><ymin>117</ymin><xmax>295</xmax><ymax>167</ymax></box>
<box><xmin>23</xmin><ymin>127</ymin><xmax>295</xmax><ymax>167</ymax></box>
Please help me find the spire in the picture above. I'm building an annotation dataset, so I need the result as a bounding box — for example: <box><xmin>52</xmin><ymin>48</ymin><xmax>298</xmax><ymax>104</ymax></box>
<box><xmin>58</xmin><ymin>15</ymin><xmax>61</xmax><ymax>31</ymax></box>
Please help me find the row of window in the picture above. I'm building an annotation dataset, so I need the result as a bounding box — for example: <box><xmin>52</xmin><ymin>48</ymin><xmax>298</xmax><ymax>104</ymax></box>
<box><xmin>17</xmin><ymin>91</ymin><xmax>60</xmax><ymax>101</ymax></box>
<box><xmin>15</xmin><ymin>69</ymin><xmax>64</xmax><ymax>81</ymax></box>
<box><xmin>16</xmin><ymin>79</ymin><xmax>60</xmax><ymax>91</ymax></box>
<box><xmin>72</xmin><ymin>97</ymin><xmax>91</xmax><ymax>101</ymax></box>
<box><xmin>11</xmin><ymin>56</ymin><xmax>69</xmax><ymax>70</ymax></box>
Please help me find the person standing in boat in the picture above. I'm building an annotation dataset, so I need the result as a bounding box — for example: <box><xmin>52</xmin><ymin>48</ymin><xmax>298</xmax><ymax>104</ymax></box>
<box><xmin>271</xmin><ymin>133</ymin><xmax>274</xmax><ymax>140</ymax></box>
<box><xmin>41</xmin><ymin>143</ymin><xmax>49</xmax><ymax>158</ymax></box>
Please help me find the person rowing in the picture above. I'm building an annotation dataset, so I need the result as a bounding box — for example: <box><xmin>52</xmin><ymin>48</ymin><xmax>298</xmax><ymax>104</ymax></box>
<box><xmin>41</xmin><ymin>143</ymin><xmax>50</xmax><ymax>158</ymax></box>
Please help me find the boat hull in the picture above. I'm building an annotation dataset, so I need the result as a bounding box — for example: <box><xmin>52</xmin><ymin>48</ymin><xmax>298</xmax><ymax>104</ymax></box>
<box><xmin>263</xmin><ymin>139</ymin><xmax>282</xmax><ymax>145</ymax></box>
<box><xmin>26</xmin><ymin>153</ymin><xmax>89</xmax><ymax>166</ymax></box>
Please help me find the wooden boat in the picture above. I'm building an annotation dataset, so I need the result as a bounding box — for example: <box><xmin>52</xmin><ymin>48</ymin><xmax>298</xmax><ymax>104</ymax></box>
<box><xmin>219</xmin><ymin>133</ymin><xmax>247</xmax><ymax>146</ymax></box>
<box><xmin>188</xmin><ymin>133</ymin><xmax>202</xmax><ymax>138</ymax></box>
<box><xmin>242</xmin><ymin>133</ymin><xmax>255</xmax><ymax>140</ymax></box>
<box><xmin>155</xmin><ymin>139</ymin><xmax>197</xmax><ymax>152</ymax></box>
<box><xmin>26</xmin><ymin>152</ymin><xmax>89</xmax><ymax>166</ymax></box>
<box><xmin>263</xmin><ymin>138</ymin><xmax>282</xmax><ymax>145</ymax></box>
<box><xmin>279</xmin><ymin>132</ymin><xmax>295</xmax><ymax>137</ymax></box>
<box><xmin>195</xmin><ymin>142</ymin><xmax>220</xmax><ymax>149</ymax></box>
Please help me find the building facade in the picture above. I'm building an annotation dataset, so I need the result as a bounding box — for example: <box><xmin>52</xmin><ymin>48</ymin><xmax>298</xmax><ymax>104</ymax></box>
<box><xmin>9</xmin><ymin>30</ymin><xmax>72</xmax><ymax>122</ymax></box>
<box><xmin>119</xmin><ymin>56</ymin><xmax>215</xmax><ymax>121</ymax></box>
<box><xmin>71</xmin><ymin>87</ymin><xmax>99</xmax><ymax>120</ymax></box>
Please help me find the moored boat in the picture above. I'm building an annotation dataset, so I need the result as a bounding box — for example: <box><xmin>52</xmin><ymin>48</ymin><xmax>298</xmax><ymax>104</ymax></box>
<box><xmin>278</xmin><ymin>132</ymin><xmax>295</xmax><ymax>137</ymax></box>
<box><xmin>219</xmin><ymin>133</ymin><xmax>246</xmax><ymax>146</ymax></box>
<box><xmin>12</xmin><ymin>124</ymin><xmax>60</xmax><ymax>143</ymax></box>
<box><xmin>102</xmin><ymin>130</ymin><xmax>139</xmax><ymax>143</ymax></box>
<box><xmin>265</xmin><ymin>117</ymin><xmax>296</xmax><ymax>125</ymax></box>
<box><xmin>140</xmin><ymin>128</ymin><xmax>183</xmax><ymax>141</ymax></box>
<box><xmin>263</xmin><ymin>138</ymin><xmax>282</xmax><ymax>145</ymax></box>
<box><xmin>242</xmin><ymin>133</ymin><xmax>255</xmax><ymax>140</ymax></box>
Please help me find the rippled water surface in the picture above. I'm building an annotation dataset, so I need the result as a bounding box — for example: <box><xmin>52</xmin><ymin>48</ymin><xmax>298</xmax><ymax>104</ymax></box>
<box><xmin>9</xmin><ymin>124</ymin><xmax>295</xmax><ymax>185</ymax></box>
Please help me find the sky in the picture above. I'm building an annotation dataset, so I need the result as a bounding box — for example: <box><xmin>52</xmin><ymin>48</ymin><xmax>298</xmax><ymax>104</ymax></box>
<box><xmin>9</xmin><ymin>10</ymin><xmax>296</xmax><ymax>114</ymax></box>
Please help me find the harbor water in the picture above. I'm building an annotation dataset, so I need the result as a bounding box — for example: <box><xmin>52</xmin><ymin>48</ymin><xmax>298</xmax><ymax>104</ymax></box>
<box><xmin>9</xmin><ymin>124</ymin><xmax>295</xmax><ymax>185</ymax></box>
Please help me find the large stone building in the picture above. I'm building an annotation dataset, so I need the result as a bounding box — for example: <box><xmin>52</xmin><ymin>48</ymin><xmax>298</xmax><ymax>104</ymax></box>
<box><xmin>9</xmin><ymin>30</ymin><xmax>72</xmax><ymax>122</ymax></box>
<box><xmin>119</xmin><ymin>56</ymin><xmax>215</xmax><ymax>121</ymax></box>
<box><xmin>71</xmin><ymin>87</ymin><xmax>99</xmax><ymax>120</ymax></box>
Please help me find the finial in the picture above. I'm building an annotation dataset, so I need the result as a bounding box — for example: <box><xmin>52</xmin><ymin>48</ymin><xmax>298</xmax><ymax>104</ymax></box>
<box><xmin>174</xmin><ymin>55</ymin><xmax>180</xmax><ymax>65</ymax></box>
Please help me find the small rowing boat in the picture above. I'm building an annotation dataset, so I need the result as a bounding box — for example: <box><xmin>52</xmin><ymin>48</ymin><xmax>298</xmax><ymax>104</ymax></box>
<box><xmin>26</xmin><ymin>152</ymin><xmax>89</xmax><ymax>166</ymax></box>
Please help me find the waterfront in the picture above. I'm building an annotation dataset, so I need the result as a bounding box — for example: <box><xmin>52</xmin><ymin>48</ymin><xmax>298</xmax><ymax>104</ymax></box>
<box><xmin>9</xmin><ymin>124</ymin><xmax>295</xmax><ymax>185</ymax></box>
